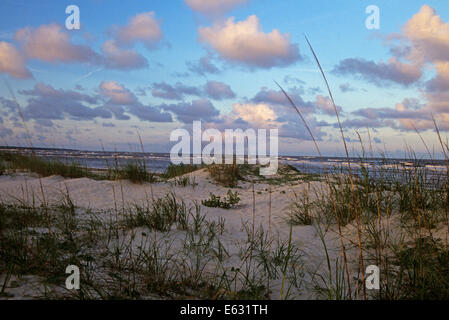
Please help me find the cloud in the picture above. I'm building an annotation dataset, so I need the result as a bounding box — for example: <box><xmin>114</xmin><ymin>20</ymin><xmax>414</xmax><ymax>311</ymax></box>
<box><xmin>340</xmin><ymin>6</ymin><xmax>449</xmax><ymax>131</ymax></box>
<box><xmin>0</xmin><ymin>97</ymin><xmax>17</xmax><ymax>115</ymax></box>
<box><xmin>114</xmin><ymin>11</ymin><xmax>163</xmax><ymax>49</ymax></box>
<box><xmin>99</xmin><ymin>81</ymin><xmax>172</xmax><ymax>122</ymax></box>
<box><xmin>250</xmin><ymin>87</ymin><xmax>340</xmax><ymax>116</ymax></box>
<box><xmin>204</xmin><ymin>81</ymin><xmax>235</xmax><ymax>100</ymax></box>
<box><xmin>151</xmin><ymin>80</ymin><xmax>236</xmax><ymax>101</ymax></box>
<box><xmin>251</xmin><ymin>87</ymin><xmax>311</xmax><ymax>111</ymax></box>
<box><xmin>215</xmin><ymin>102</ymin><xmax>326</xmax><ymax>141</ymax></box>
<box><xmin>35</xmin><ymin>119</ymin><xmax>53</xmax><ymax>127</ymax></box>
<box><xmin>402</xmin><ymin>5</ymin><xmax>449</xmax><ymax>65</ymax></box>
<box><xmin>425</xmin><ymin>61</ymin><xmax>449</xmax><ymax>92</ymax></box>
<box><xmin>332</xmin><ymin>5</ymin><xmax>449</xmax><ymax>132</ymax></box>
<box><xmin>21</xmin><ymin>82</ymin><xmax>99</xmax><ymax>104</ymax></box>
<box><xmin>315</xmin><ymin>95</ymin><xmax>342</xmax><ymax>115</ymax></box>
<box><xmin>283</xmin><ymin>75</ymin><xmax>306</xmax><ymax>86</ymax></box>
<box><xmin>152</xmin><ymin>82</ymin><xmax>202</xmax><ymax>100</ymax></box>
<box><xmin>19</xmin><ymin>83</ymin><xmax>111</xmax><ymax>122</ymax></box>
<box><xmin>198</xmin><ymin>15</ymin><xmax>301</xmax><ymax>69</ymax></box>
<box><xmin>348</xmin><ymin>98</ymin><xmax>433</xmax><ymax>131</ymax></box>
<box><xmin>187</xmin><ymin>55</ymin><xmax>220</xmax><ymax>76</ymax></box>
<box><xmin>339</xmin><ymin>82</ymin><xmax>357</xmax><ymax>93</ymax></box>
<box><xmin>100</xmin><ymin>81</ymin><xmax>138</xmax><ymax>105</ymax></box>
<box><xmin>13</xmin><ymin>22</ymin><xmax>150</xmax><ymax>71</ymax></box>
<box><xmin>230</xmin><ymin>102</ymin><xmax>277</xmax><ymax>127</ymax></box>
<box><xmin>333</xmin><ymin>57</ymin><xmax>422</xmax><ymax>87</ymax></box>
<box><xmin>15</xmin><ymin>23</ymin><xmax>100</xmax><ymax>64</ymax></box>
<box><xmin>101</xmin><ymin>40</ymin><xmax>148</xmax><ymax>70</ymax></box>
<box><xmin>0</xmin><ymin>41</ymin><xmax>32</xmax><ymax>78</ymax></box>
<box><xmin>4</xmin><ymin>81</ymin><xmax>172</xmax><ymax>125</ymax></box>
<box><xmin>185</xmin><ymin>0</ymin><xmax>247</xmax><ymax>15</ymax></box>
<box><xmin>308</xmin><ymin>86</ymin><xmax>321</xmax><ymax>95</ymax></box>
<box><xmin>0</xmin><ymin>127</ymin><xmax>13</xmax><ymax>138</ymax></box>
<box><xmin>161</xmin><ymin>99</ymin><xmax>220</xmax><ymax>123</ymax></box>
<box><xmin>338</xmin><ymin>118</ymin><xmax>396</xmax><ymax>129</ymax></box>
<box><xmin>101</xmin><ymin>104</ymin><xmax>130</xmax><ymax>120</ymax></box>
<box><xmin>127</xmin><ymin>104</ymin><xmax>173</xmax><ymax>122</ymax></box>
<box><xmin>353</xmin><ymin>100</ymin><xmax>427</xmax><ymax>121</ymax></box>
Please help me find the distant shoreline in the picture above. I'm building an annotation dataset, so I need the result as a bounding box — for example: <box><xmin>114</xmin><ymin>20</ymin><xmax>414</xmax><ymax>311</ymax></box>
<box><xmin>0</xmin><ymin>145</ymin><xmax>445</xmax><ymax>162</ymax></box>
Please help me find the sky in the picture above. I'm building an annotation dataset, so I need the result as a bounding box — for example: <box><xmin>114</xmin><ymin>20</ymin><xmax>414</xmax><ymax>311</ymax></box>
<box><xmin>0</xmin><ymin>0</ymin><xmax>448</xmax><ymax>158</ymax></box>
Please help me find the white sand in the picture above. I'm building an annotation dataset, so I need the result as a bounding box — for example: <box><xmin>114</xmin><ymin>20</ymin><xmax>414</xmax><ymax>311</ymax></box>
<box><xmin>0</xmin><ymin>169</ymin><xmax>361</xmax><ymax>299</ymax></box>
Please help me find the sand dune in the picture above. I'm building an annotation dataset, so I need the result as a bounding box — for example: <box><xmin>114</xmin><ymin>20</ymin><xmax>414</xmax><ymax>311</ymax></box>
<box><xmin>0</xmin><ymin>169</ymin><xmax>363</xmax><ymax>299</ymax></box>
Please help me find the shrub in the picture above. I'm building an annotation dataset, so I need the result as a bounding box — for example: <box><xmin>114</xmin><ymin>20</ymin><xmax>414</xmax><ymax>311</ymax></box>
<box><xmin>202</xmin><ymin>190</ymin><xmax>240</xmax><ymax>209</ymax></box>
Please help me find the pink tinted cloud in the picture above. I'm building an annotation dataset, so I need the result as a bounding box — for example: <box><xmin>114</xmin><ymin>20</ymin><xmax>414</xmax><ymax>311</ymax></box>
<box><xmin>403</xmin><ymin>4</ymin><xmax>449</xmax><ymax>65</ymax></box>
<box><xmin>115</xmin><ymin>11</ymin><xmax>163</xmax><ymax>49</ymax></box>
<box><xmin>15</xmin><ymin>23</ymin><xmax>100</xmax><ymax>63</ymax></box>
<box><xmin>100</xmin><ymin>81</ymin><xmax>138</xmax><ymax>105</ymax></box>
<box><xmin>13</xmin><ymin>23</ymin><xmax>149</xmax><ymax>71</ymax></box>
<box><xmin>198</xmin><ymin>15</ymin><xmax>301</xmax><ymax>69</ymax></box>
<box><xmin>0</xmin><ymin>41</ymin><xmax>32</xmax><ymax>78</ymax></box>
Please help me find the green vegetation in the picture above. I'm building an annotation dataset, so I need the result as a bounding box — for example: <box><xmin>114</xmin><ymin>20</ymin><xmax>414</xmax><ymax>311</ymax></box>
<box><xmin>287</xmin><ymin>186</ymin><xmax>313</xmax><ymax>225</ymax></box>
<box><xmin>0</xmin><ymin>190</ymin><xmax>303</xmax><ymax>299</ymax></box>
<box><xmin>171</xmin><ymin>175</ymin><xmax>197</xmax><ymax>188</ymax></box>
<box><xmin>274</xmin><ymin>37</ymin><xmax>449</xmax><ymax>300</ymax></box>
<box><xmin>163</xmin><ymin>163</ymin><xmax>201</xmax><ymax>179</ymax></box>
<box><xmin>117</xmin><ymin>161</ymin><xmax>154</xmax><ymax>183</ymax></box>
<box><xmin>0</xmin><ymin>151</ymin><xmax>157</xmax><ymax>184</ymax></box>
<box><xmin>0</xmin><ymin>152</ymin><xmax>92</xmax><ymax>179</ymax></box>
<box><xmin>124</xmin><ymin>193</ymin><xmax>189</xmax><ymax>231</ymax></box>
<box><xmin>207</xmin><ymin>164</ymin><xmax>240</xmax><ymax>187</ymax></box>
<box><xmin>202</xmin><ymin>190</ymin><xmax>240</xmax><ymax>209</ymax></box>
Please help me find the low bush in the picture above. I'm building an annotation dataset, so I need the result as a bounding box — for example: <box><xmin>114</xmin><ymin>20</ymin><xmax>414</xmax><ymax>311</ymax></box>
<box><xmin>202</xmin><ymin>190</ymin><xmax>240</xmax><ymax>209</ymax></box>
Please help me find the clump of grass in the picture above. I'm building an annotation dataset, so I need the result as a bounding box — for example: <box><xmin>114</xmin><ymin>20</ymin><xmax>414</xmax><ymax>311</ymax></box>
<box><xmin>125</xmin><ymin>193</ymin><xmax>189</xmax><ymax>231</ymax></box>
<box><xmin>163</xmin><ymin>163</ymin><xmax>201</xmax><ymax>179</ymax></box>
<box><xmin>288</xmin><ymin>185</ymin><xmax>313</xmax><ymax>225</ymax></box>
<box><xmin>171</xmin><ymin>175</ymin><xmax>197</xmax><ymax>188</ymax></box>
<box><xmin>394</xmin><ymin>236</ymin><xmax>449</xmax><ymax>299</ymax></box>
<box><xmin>369</xmin><ymin>234</ymin><xmax>449</xmax><ymax>300</ymax></box>
<box><xmin>118</xmin><ymin>161</ymin><xmax>154</xmax><ymax>184</ymax></box>
<box><xmin>0</xmin><ymin>203</ymin><xmax>46</xmax><ymax>231</ymax></box>
<box><xmin>207</xmin><ymin>164</ymin><xmax>240</xmax><ymax>187</ymax></box>
<box><xmin>202</xmin><ymin>190</ymin><xmax>240</xmax><ymax>209</ymax></box>
<box><xmin>0</xmin><ymin>201</ymin><xmax>88</xmax><ymax>287</ymax></box>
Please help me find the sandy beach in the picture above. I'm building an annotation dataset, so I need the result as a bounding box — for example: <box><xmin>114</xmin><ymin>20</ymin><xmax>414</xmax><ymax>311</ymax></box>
<box><xmin>0</xmin><ymin>166</ymin><xmax>359</xmax><ymax>299</ymax></box>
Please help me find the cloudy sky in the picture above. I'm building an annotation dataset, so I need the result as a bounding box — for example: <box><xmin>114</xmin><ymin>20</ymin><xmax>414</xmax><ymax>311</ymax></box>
<box><xmin>0</xmin><ymin>0</ymin><xmax>448</xmax><ymax>157</ymax></box>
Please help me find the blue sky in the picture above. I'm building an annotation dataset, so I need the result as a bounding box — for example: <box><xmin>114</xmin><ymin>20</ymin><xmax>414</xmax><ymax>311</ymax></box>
<box><xmin>0</xmin><ymin>0</ymin><xmax>449</xmax><ymax>157</ymax></box>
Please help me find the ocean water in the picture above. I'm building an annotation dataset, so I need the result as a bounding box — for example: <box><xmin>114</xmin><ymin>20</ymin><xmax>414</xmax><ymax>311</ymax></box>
<box><xmin>1</xmin><ymin>147</ymin><xmax>447</xmax><ymax>183</ymax></box>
